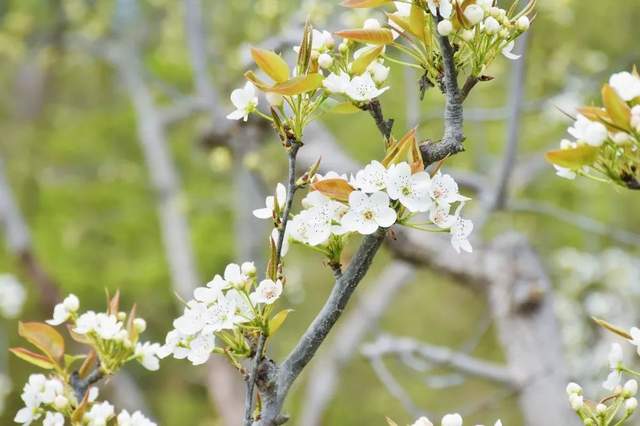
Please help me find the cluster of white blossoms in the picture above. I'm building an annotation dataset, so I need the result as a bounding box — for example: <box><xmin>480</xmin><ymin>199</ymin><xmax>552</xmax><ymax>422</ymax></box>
<box><xmin>0</xmin><ymin>273</ymin><xmax>26</xmax><ymax>318</ymax></box>
<box><xmin>47</xmin><ymin>294</ymin><xmax>162</xmax><ymax>373</ymax></box>
<box><xmin>409</xmin><ymin>413</ymin><xmax>501</xmax><ymax>426</ymax></box>
<box><xmin>257</xmin><ymin>161</ymin><xmax>473</xmax><ymax>254</ymax></box>
<box><xmin>14</xmin><ymin>374</ymin><xmax>156</xmax><ymax>426</ymax></box>
<box><xmin>549</xmin><ymin>70</ymin><xmax>639</xmax><ymax>187</ymax></box>
<box><xmin>159</xmin><ymin>261</ymin><xmax>285</xmax><ymax>366</ymax></box>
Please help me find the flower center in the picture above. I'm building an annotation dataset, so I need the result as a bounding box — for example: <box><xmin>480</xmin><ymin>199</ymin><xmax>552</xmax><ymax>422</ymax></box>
<box><xmin>363</xmin><ymin>210</ymin><xmax>374</xmax><ymax>220</ymax></box>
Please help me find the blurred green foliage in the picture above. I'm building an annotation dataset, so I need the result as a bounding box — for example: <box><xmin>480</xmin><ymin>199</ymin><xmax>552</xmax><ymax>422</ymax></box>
<box><xmin>0</xmin><ymin>0</ymin><xmax>639</xmax><ymax>425</ymax></box>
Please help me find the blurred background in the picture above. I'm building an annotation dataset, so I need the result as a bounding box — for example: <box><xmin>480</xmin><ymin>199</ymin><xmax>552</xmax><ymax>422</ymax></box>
<box><xmin>0</xmin><ymin>0</ymin><xmax>639</xmax><ymax>425</ymax></box>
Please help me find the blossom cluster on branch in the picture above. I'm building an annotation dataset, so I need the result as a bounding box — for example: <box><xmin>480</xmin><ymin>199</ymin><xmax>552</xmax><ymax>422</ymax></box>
<box><xmin>389</xmin><ymin>413</ymin><xmax>502</xmax><ymax>426</ymax></box>
<box><xmin>546</xmin><ymin>69</ymin><xmax>640</xmax><ymax>190</ymax></box>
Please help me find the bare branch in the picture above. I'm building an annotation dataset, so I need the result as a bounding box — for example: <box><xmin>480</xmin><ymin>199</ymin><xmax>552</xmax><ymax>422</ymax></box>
<box><xmin>369</xmin><ymin>356</ymin><xmax>426</xmax><ymax>418</ymax></box>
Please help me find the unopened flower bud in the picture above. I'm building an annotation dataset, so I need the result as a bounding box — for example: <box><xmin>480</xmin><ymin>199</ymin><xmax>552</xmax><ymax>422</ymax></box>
<box><xmin>310</xmin><ymin>50</ymin><xmax>319</xmax><ymax>61</ymax></box>
<box><xmin>339</xmin><ymin>41</ymin><xmax>348</xmax><ymax>53</ymax></box>
<box><xmin>625</xmin><ymin>380</ymin><xmax>639</xmax><ymax>397</ymax></box>
<box><xmin>569</xmin><ymin>394</ymin><xmax>584</xmax><ymax>411</ymax></box>
<box><xmin>566</xmin><ymin>382</ymin><xmax>582</xmax><ymax>395</ymax></box>
<box><xmin>626</xmin><ymin>397</ymin><xmax>638</xmax><ymax>412</ymax></box>
<box><xmin>460</xmin><ymin>29</ymin><xmax>475</xmax><ymax>41</ymax></box>
<box><xmin>318</xmin><ymin>53</ymin><xmax>333</xmax><ymax>69</ymax></box>
<box><xmin>484</xmin><ymin>16</ymin><xmax>500</xmax><ymax>34</ymax></box>
<box><xmin>241</xmin><ymin>261</ymin><xmax>257</xmax><ymax>276</ymax></box>
<box><xmin>437</xmin><ymin>20</ymin><xmax>454</xmax><ymax>36</ymax></box>
<box><xmin>516</xmin><ymin>16</ymin><xmax>530</xmax><ymax>31</ymax></box>
<box><xmin>464</xmin><ymin>5</ymin><xmax>484</xmax><ymax>26</ymax></box>
<box><xmin>116</xmin><ymin>329</ymin><xmax>128</xmax><ymax>342</ymax></box>
<box><xmin>265</xmin><ymin>92</ymin><xmax>283</xmax><ymax>107</ymax></box>
<box><xmin>498</xmin><ymin>28</ymin><xmax>509</xmax><ymax>39</ymax></box>
<box><xmin>117</xmin><ymin>311</ymin><xmax>126</xmax><ymax>321</ymax></box>
<box><xmin>133</xmin><ymin>318</ymin><xmax>147</xmax><ymax>333</ymax></box>
<box><xmin>63</xmin><ymin>294</ymin><xmax>80</xmax><ymax>312</ymax></box>
<box><xmin>54</xmin><ymin>395</ymin><xmax>68</xmax><ymax>409</ymax></box>
<box><xmin>596</xmin><ymin>403</ymin><xmax>607</xmax><ymax>415</ymax></box>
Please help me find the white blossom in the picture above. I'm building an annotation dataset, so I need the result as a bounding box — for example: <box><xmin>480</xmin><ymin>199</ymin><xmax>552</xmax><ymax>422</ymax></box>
<box><xmin>341</xmin><ymin>191</ymin><xmax>397</xmax><ymax>235</ymax></box>
<box><xmin>135</xmin><ymin>342</ymin><xmax>162</xmax><ymax>371</ymax></box>
<box><xmin>411</xmin><ymin>417</ymin><xmax>434</xmax><ymax>426</ymax></box>
<box><xmin>43</xmin><ymin>412</ymin><xmax>64</xmax><ymax>426</ymax></box>
<box><xmin>437</xmin><ymin>19</ymin><xmax>453</xmax><ymax>36</ymax></box>
<box><xmin>568</xmin><ymin>114</ymin><xmax>608</xmax><ymax>147</ymax></box>
<box><xmin>441</xmin><ymin>413</ymin><xmax>463</xmax><ymax>426</ymax></box>
<box><xmin>74</xmin><ymin>311</ymin><xmax>98</xmax><ymax>335</ymax></box>
<box><xmin>186</xmin><ymin>333</ymin><xmax>216</xmax><ymax>366</ymax></box>
<box><xmin>384</xmin><ymin>162</ymin><xmax>432</xmax><ymax>212</ymax></box>
<box><xmin>553</xmin><ymin>165</ymin><xmax>576</xmax><ymax>180</ymax></box>
<box><xmin>516</xmin><ymin>15</ymin><xmax>530</xmax><ymax>31</ymax></box>
<box><xmin>46</xmin><ymin>294</ymin><xmax>79</xmax><ymax>326</ymax></box>
<box><xmin>609</xmin><ymin>71</ymin><xmax>640</xmax><ymax>101</ymax></box>
<box><xmin>253</xmin><ymin>183</ymin><xmax>286</xmax><ymax>220</ymax></box>
<box><xmin>323</xmin><ymin>72</ymin><xmax>351</xmax><ymax>94</ymax></box>
<box><xmin>368</xmin><ymin>62</ymin><xmax>390</xmax><ymax>84</ymax></box>
<box><xmin>226</xmin><ymin>82</ymin><xmax>258</xmax><ymax>122</ymax></box>
<box><xmin>84</xmin><ymin>401</ymin><xmax>115</xmax><ymax>426</ymax></box>
<box><xmin>427</xmin><ymin>0</ymin><xmax>452</xmax><ymax>18</ymax></box>
<box><xmin>345</xmin><ymin>72</ymin><xmax>389</xmax><ymax>102</ymax></box>
<box><xmin>94</xmin><ymin>313</ymin><xmax>124</xmax><ymax>340</ymax></box>
<box><xmin>429</xmin><ymin>172</ymin><xmax>469</xmax><ymax>207</ymax></box>
<box><xmin>0</xmin><ymin>274</ymin><xmax>26</xmax><ymax>318</ymax></box>
<box><xmin>318</xmin><ymin>53</ymin><xmax>333</xmax><ymax>69</ymax></box>
<box><xmin>224</xmin><ymin>263</ymin><xmax>249</xmax><ymax>287</ymax></box>
<box><xmin>463</xmin><ymin>4</ymin><xmax>484</xmax><ymax>26</ymax></box>
<box><xmin>569</xmin><ymin>393</ymin><xmax>584</xmax><ymax>410</ymax></box>
<box><xmin>289</xmin><ymin>208</ymin><xmax>333</xmax><ymax>246</ymax></box>
<box><xmin>250</xmin><ymin>279</ymin><xmax>283</xmax><ymax>305</ymax></box>
<box><xmin>501</xmin><ymin>40</ymin><xmax>520</xmax><ymax>60</ymax></box>
<box><xmin>117</xmin><ymin>410</ymin><xmax>156</xmax><ymax>426</ymax></box>
<box><xmin>449</xmin><ymin>204</ymin><xmax>473</xmax><ymax>254</ymax></box>
<box><xmin>354</xmin><ymin>160</ymin><xmax>387</xmax><ymax>193</ymax></box>
<box><xmin>603</xmin><ymin>343</ymin><xmax>623</xmax><ymax>391</ymax></box>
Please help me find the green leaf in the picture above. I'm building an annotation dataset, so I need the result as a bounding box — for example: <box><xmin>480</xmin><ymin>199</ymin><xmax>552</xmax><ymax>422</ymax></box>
<box><xmin>409</xmin><ymin>3</ymin><xmax>426</xmax><ymax>39</ymax></box>
<box><xmin>18</xmin><ymin>321</ymin><xmax>65</xmax><ymax>362</ymax></box>
<box><xmin>251</xmin><ymin>47</ymin><xmax>290</xmax><ymax>83</ymax></box>
<box><xmin>593</xmin><ymin>317</ymin><xmax>632</xmax><ymax>340</ymax></box>
<box><xmin>10</xmin><ymin>347</ymin><xmax>56</xmax><ymax>369</ymax></box>
<box><xmin>268</xmin><ymin>309</ymin><xmax>294</xmax><ymax>336</ymax></box>
<box><xmin>64</xmin><ymin>354</ymin><xmax>87</xmax><ymax>370</ymax></box>
<box><xmin>602</xmin><ymin>84</ymin><xmax>631</xmax><ymax>131</ymax></box>
<box><xmin>321</xmin><ymin>99</ymin><xmax>362</xmax><ymax>114</ymax></box>
<box><xmin>335</xmin><ymin>28</ymin><xmax>394</xmax><ymax>45</ymax></box>
<box><xmin>267</xmin><ymin>74</ymin><xmax>323</xmax><ymax>96</ymax></box>
<box><xmin>351</xmin><ymin>45</ymin><xmax>384</xmax><ymax>75</ymax></box>
<box><xmin>544</xmin><ymin>145</ymin><xmax>599</xmax><ymax>169</ymax></box>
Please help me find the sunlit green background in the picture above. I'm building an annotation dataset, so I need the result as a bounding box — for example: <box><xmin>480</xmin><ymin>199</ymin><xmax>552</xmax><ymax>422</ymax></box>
<box><xmin>1</xmin><ymin>0</ymin><xmax>639</xmax><ymax>425</ymax></box>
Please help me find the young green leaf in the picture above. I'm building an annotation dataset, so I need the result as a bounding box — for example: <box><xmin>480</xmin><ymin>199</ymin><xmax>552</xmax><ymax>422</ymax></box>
<box><xmin>544</xmin><ymin>145</ymin><xmax>599</xmax><ymax>169</ymax></box>
<box><xmin>251</xmin><ymin>48</ymin><xmax>290</xmax><ymax>83</ymax></box>
<box><xmin>268</xmin><ymin>309</ymin><xmax>294</xmax><ymax>336</ymax></box>
<box><xmin>351</xmin><ymin>45</ymin><xmax>385</xmax><ymax>75</ymax></box>
<box><xmin>602</xmin><ymin>84</ymin><xmax>631</xmax><ymax>131</ymax></box>
<box><xmin>335</xmin><ymin>29</ymin><xmax>394</xmax><ymax>45</ymax></box>
<box><xmin>267</xmin><ymin>74</ymin><xmax>323</xmax><ymax>96</ymax></box>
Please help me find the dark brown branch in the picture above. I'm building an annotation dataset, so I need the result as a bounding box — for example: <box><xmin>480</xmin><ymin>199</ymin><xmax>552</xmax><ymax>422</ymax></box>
<box><xmin>362</xmin><ymin>99</ymin><xmax>394</xmax><ymax>141</ymax></box>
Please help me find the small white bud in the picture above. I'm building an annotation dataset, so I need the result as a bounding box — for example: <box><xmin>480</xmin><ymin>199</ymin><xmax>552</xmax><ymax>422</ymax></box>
<box><xmin>566</xmin><ymin>382</ymin><xmax>582</xmax><ymax>395</ymax></box>
<box><xmin>369</xmin><ymin>62</ymin><xmax>390</xmax><ymax>84</ymax></box>
<box><xmin>54</xmin><ymin>395</ymin><xmax>68</xmax><ymax>409</ymax></box>
<box><xmin>133</xmin><ymin>318</ymin><xmax>147</xmax><ymax>333</ymax></box>
<box><xmin>596</xmin><ymin>403</ymin><xmax>607</xmax><ymax>415</ymax></box>
<box><xmin>626</xmin><ymin>397</ymin><xmax>638</xmax><ymax>412</ymax></box>
<box><xmin>463</xmin><ymin>4</ymin><xmax>484</xmax><ymax>26</ymax></box>
<box><xmin>612</xmin><ymin>132</ymin><xmax>632</xmax><ymax>145</ymax></box>
<box><xmin>569</xmin><ymin>394</ymin><xmax>584</xmax><ymax>411</ymax></box>
<box><xmin>437</xmin><ymin>20</ymin><xmax>454</xmax><ymax>36</ymax></box>
<box><xmin>516</xmin><ymin>15</ymin><xmax>530</xmax><ymax>31</ymax></box>
<box><xmin>476</xmin><ymin>0</ymin><xmax>493</xmax><ymax>10</ymax></box>
<box><xmin>484</xmin><ymin>16</ymin><xmax>500</xmax><ymax>34</ymax></box>
<box><xmin>339</xmin><ymin>41</ymin><xmax>348</xmax><ymax>53</ymax></box>
<box><xmin>241</xmin><ymin>261</ymin><xmax>257</xmax><ymax>276</ymax></box>
<box><xmin>363</xmin><ymin>18</ymin><xmax>381</xmax><ymax>30</ymax></box>
<box><xmin>625</xmin><ymin>380</ymin><xmax>639</xmax><ymax>397</ymax></box>
<box><xmin>460</xmin><ymin>29</ymin><xmax>475</xmax><ymax>41</ymax></box>
<box><xmin>63</xmin><ymin>294</ymin><xmax>80</xmax><ymax>312</ymax></box>
<box><xmin>115</xmin><ymin>329</ymin><xmax>128</xmax><ymax>342</ymax></box>
<box><xmin>265</xmin><ymin>92</ymin><xmax>283</xmax><ymax>107</ymax></box>
<box><xmin>498</xmin><ymin>28</ymin><xmax>509</xmax><ymax>39</ymax></box>
<box><xmin>117</xmin><ymin>311</ymin><xmax>127</xmax><ymax>321</ymax></box>
<box><xmin>318</xmin><ymin>53</ymin><xmax>334</xmax><ymax>69</ymax></box>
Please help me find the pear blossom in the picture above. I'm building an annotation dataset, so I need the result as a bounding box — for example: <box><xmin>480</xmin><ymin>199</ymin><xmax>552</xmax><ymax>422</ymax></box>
<box><xmin>186</xmin><ymin>333</ymin><xmax>216</xmax><ymax>365</ymax></box>
<box><xmin>463</xmin><ymin>4</ymin><xmax>484</xmax><ymax>26</ymax></box>
<box><xmin>311</xmin><ymin>29</ymin><xmax>334</xmax><ymax>51</ymax></box>
<box><xmin>441</xmin><ymin>413</ymin><xmax>463</xmax><ymax>426</ymax></box>
<box><xmin>554</xmin><ymin>165</ymin><xmax>576</xmax><ymax>180</ymax></box>
<box><xmin>603</xmin><ymin>343</ymin><xmax>623</xmax><ymax>391</ymax></box>
<box><xmin>449</xmin><ymin>204</ymin><xmax>473</xmax><ymax>254</ymax></box>
<box><xmin>289</xmin><ymin>208</ymin><xmax>333</xmax><ymax>246</ymax></box>
<box><xmin>226</xmin><ymin>82</ymin><xmax>258</xmax><ymax>122</ymax></box>
<box><xmin>345</xmin><ymin>72</ymin><xmax>389</xmax><ymax>102</ymax></box>
<box><xmin>253</xmin><ymin>183</ymin><xmax>286</xmax><ymax>220</ymax></box>
<box><xmin>323</xmin><ymin>72</ymin><xmax>351</xmax><ymax>94</ymax></box>
<box><xmin>429</xmin><ymin>172</ymin><xmax>469</xmax><ymax>206</ymax></box>
<box><xmin>74</xmin><ymin>311</ymin><xmax>99</xmax><ymax>334</ymax></box>
<box><xmin>437</xmin><ymin>19</ymin><xmax>453</xmax><ymax>36</ymax></box>
<box><xmin>117</xmin><ymin>410</ymin><xmax>156</xmax><ymax>426</ymax></box>
<box><xmin>393</xmin><ymin>1</ymin><xmax>411</xmax><ymax>17</ymax></box>
<box><xmin>250</xmin><ymin>279</ymin><xmax>283</xmax><ymax>305</ymax></box>
<box><xmin>14</xmin><ymin>404</ymin><xmax>40</xmax><ymax>425</ymax></box>
<box><xmin>0</xmin><ymin>274</ymin><xmax>26</xmax><ymax>318</ymax></box>
<box><xmin>225</xmin><ymin>289</ymin><xmax>255</xmax><ymax>322</ymax></box>
<box><xmin>341</xmin><ymin>191</ymin><xmax>397</xmax><ymax>235</ymax></box>
<box><xmin>411</xmin><ymin>417</ymin><xmax>434</xmax><ymax>426</ymax></box>
<box><xmin>173</xmin><ymin>302</ymin><xmax>209</xmax><ymax>335</ymax></box>
<box><xmin>224</xmin><ymin>263</ymin><xmax>250</xmax><ymax>287</ymax></box>
<box><xmin>94</xmin><ymin>313</ymin><xmax>124</xmax><ymax>340</ymax></box>
<box><xmin>429</xmin><ymin>204</ymin><xmax>455</xmax><ymax>229</ymax></box>
<box><xmin>484</xmin><ymin>16</ymin><xmax>500</xmax><ymax>34</ymax></box>
<box><xmin>501</xmin><ymin>40</ymin><xmax>520</xmax><ymax>60</ymax></box>
<box><xmin>629</xmin><ymin>327</ymin><xmax>640</xmax><ymax>355</ymax></box>
<box><xmin>157</xmin><ymin>329</ymin><xmax>190</xmax><ymax>360</ymax></box>
<box><xmin>84</xmin><ymin>401</ymin><xmax>115</xmax><ymax>426</ymax></box>
<box><xmin>42</xmin><ymin>412</ymin><xmax>64</xmax><ymax>426</ymax></box>
<box><xmin>569</xmin><ymin>393</ymin><xmax>584</xmax><ymax>410</ymax></box>
<box><xmin>609</xmin><ymin>71</ymin><xmax>640</xmax><ymax>101</ymax></box>
<box><xmin>46</xmin><ymin>294</ymin><xmax>79</xmax><ymax>326</ymax></box>
<box><xmin>135</xmin><ymin>342</ymin><xmax>162</xmax><ymax>371</ymax></box>
<box><xmin>568</xmin><ymin>114</ymin><xmax>608</xmax><ymax>147</ymax></box>
<box><xmin>516</xmin><ymin>15</ymin><xmax>530</xmax><ymax>31</ymax></box>
<box><xmin>354</xmin><ymin>160</ymin><xmax>387</xmax><ymax>193</ymax></box>
<box><xmin>368</xmin><ymin>62</ymin><xmax>390</xmax><ymax>84</ymax></box>
<box><xmin>427</xmin><ymin>0</ymin><xmax>452</xmax><ymax>18</ymax></box>
<box><xmin>318</xmin><ymin>53</ymin><xmax>333</xmax><ymax>69</ymax></box>
<box><xmin>384</xmin><ymin>162</ymin><xmax>432</xmax><ymax>212</ymax></box>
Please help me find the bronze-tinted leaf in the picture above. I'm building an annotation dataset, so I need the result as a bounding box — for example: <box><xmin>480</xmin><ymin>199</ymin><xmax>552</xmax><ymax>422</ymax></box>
<box><xmin>251</xmin><ymin>47</ymin><xmax>290</xmax><ymax>83</ymax></box>
<box><xmin>18</xmin><ymin>321</ymin><xmax>65</xmax><ymax>362</ymax></box>
<box><xmin>602</xmin><ymin>84</ymin><xmax>631</xmax><ymax>131</ymax></box>
<box><xmin>593</xmin><ymin>317</ymin><xmax>632</xmax><ymax>340</ymax></box>
<box><xmin>351</xmin><ymin>45</ymin><xmax>385</xmax><ymax>75</ymax></box>
<box><xmin>267</xmin><ymin>74</ymin><xmax>323</xmax><ymax>96</ymax></box>
<box><xmin>382</xmin><ymin>127</ymin><xmax>417</xmax><ymax>167</ymax></box>
<box><xmin>335</xmin><ymin>28</ymin><xmax>394</xmax><ymax>45</ymax></box>
<box><xmin>341</xmin><ymin>0</ymin><xmax>392</xmax><ymax>8</ymax></box>
<box><xmin>409</xmin><ymin>3</ymin><xmax>426</xmax><ymax>39</ymax></box>
<box><xmin>9</xmin><ymin>347</ymin><xmax>56</xmax><ymax>369</ymax></box>
<box><xmin>244</xmin><ymin>70</ymin><xmax>271</xmax><ymax>91</ymax></box>
<box><xmin>544</xmin><ymin>145</ymin><xmax>599</xmax><ymax>169</ymax></box>
<box><xmin>311</xmin><ymin>178</ymin><xmax>355</xmax><ymax>202</ymax></box>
